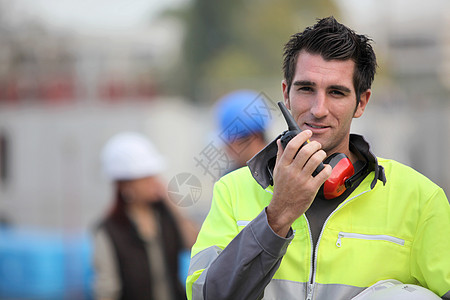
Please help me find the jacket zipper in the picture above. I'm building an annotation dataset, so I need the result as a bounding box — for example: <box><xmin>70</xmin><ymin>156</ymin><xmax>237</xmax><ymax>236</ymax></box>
<box><xmin>304</xmin><ymin>217</ymin><xmax>314</xmax><ymax>300</ymax></box>
<box><xmin>336</xmin><ymin>232</ymin><xmax>405</xmax><ymax>247</ymax></box>
<box><xmin>306</xmin><ymin>189</ymin><xmax>371</xmax><ymax>300</ymax></box>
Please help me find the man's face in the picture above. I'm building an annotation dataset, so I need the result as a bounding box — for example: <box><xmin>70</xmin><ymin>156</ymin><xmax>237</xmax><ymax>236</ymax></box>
<box><xmin>282</xmin><ymin>51</ymin><xmax>370</xmax><ymax>158</ymax></box>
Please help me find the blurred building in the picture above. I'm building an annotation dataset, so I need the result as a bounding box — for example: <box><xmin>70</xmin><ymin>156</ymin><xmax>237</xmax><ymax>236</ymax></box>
<box><xmin>0</xmin><ymin>17</ymin><xmax>183</xmax><ymax>106</ymax></box>
<box><xmin>0</xmin><ymin>0</ymin><xmax>449</xmax><ymax>233</ymax></box>
<box><xmin>0</xmin><ymin>14</ymin><xmax>212</xmax><ymax>233</ymax></box>
<box><xmin>341</xmin><ymin>0</ymin><xmax>450</xmax><ymax>193</ymax></box>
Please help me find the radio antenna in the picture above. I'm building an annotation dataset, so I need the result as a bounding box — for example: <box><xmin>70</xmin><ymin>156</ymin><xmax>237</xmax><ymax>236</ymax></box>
<box><xmin>277</xmin><ymin>102</ymin><xmax>300</xmax><ymax>131</ymax></box>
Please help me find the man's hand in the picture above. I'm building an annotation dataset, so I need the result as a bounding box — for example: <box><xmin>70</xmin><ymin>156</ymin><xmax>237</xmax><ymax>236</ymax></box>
<box><xmin>267</xmin><ymin>130</ymin><xmax>332</xmax><ymax>237</ymax></box>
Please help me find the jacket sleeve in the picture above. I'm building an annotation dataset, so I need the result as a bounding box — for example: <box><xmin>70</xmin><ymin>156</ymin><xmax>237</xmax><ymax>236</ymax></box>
<box><xmin>92</xmin><ymin>228</ymin><xmax>121</xmax><ymax>300</ymax></box>
<box><xmin>410</xmin><ymin>187</ymin><xmax>450</xmax><ymax>299</ymax></box>
<box><xmin>186</xmin><ymin>179</ymin><xmax>294</xmax><ymax>300</ymax></box>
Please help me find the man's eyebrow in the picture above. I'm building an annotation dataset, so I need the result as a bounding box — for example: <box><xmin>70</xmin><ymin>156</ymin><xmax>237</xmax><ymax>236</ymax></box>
<box><xmin>329</xmin><ymin>85</ymin><xmax>351</xmax><ymax>93</ymax></box>
<box><xmin>292</xmin><ymin>80</ymin><xmax>315</xmax><ymax>86</ymax></box>
<box><xmin>292</xmin><ymin>81</ymin><xmax>352</xmax><ymax>93</ymax></box>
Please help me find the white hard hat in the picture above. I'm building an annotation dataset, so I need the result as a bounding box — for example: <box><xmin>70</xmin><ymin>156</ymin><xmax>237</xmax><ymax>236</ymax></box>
<box><xmin>101</xmin><ymin>132</ymin><xmax>166</xmax><ymax>181</ymax></box>
<box><xmin>352</xmin><ymin>279</ymin><xmax>441</xmax><ymax>300</ymax></box>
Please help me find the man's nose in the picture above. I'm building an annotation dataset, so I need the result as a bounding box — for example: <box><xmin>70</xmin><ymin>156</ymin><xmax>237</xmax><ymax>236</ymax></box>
<box><xmin>310</xmin><ymin>92</ymin><xmax>329</xmax><ymax>118</ymax></box>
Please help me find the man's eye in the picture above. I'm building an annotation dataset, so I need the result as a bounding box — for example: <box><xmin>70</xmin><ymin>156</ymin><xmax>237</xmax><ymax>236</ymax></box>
<box><xmin>330</xmin><ymin>90</ymin><xmax>345</xmax><ymax>96</ymax></box>
<box><xmin>298</xmin><ymin>86</ymin><xmax>313</xmax><ymax>92</ymax></box>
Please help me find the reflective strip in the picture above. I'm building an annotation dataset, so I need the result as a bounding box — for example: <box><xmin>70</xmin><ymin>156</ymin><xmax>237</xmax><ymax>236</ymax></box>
<box><xmin>260</xmin><ymin>279</ymin><xmax>365</xmax><ymax>300</ymax></box>
<box><xmin>188</xmin><ymin>246</ymin><xmax>389</xmax><ymax>300</ymax></box>
<box><xmin>336</xmin><ymin>232</ymin><xmax>405</xmax><ymax>247</ymax></box>
<box><xmin>237</xmin><ymin>220</ymin><xmax>250</xmax><ymax>227</ymax></box>
<box><xmin>262</xmin><ymin>279</ymin><xmax>307</xmax><ymax>299</ymax></box>
<box><xmin>191</xmin><ymin>270</ymin><xmax>207</xmax><ymax>300</ymax></box>
<box><xmin>188</xmin><ymin>246</ymin><xmax>223</xmax><ymax>300</ymax></box>
<box><xmin>264</xmin><ymin>188</ymin><xmax>273</xmax><ymax>195</ymax></box>
<box><xmin>313</xmin><ymin>282</ymin><xmax>365</xmax><ymax>299</ymax></box>
<box><xmin>188</xmin><ymin>245</ymin><xmax>222</xmax><ymax>276</ymax></box>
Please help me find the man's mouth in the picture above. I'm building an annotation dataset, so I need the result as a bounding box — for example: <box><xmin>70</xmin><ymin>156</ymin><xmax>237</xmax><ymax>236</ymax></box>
<box><xmin>306</xmin><ymin>123</ymin><xmax>329</xmax><ymax>129</ymax></box>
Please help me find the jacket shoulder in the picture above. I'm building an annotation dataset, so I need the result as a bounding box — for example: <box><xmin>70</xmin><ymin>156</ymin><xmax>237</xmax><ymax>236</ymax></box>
<box><xmin>219</xmin><ymin>166</ymin><xmax>261</xmax><ymax>187</ymax></box>
<box><xmin>377</xmin><ymin>157</ymin><xmax>443</xmax><ymax>196</ymax></box>
<box><xmin>215</xmin><ymin>166</ymin><xmax>272</xmax><ymax>211</ymax></box>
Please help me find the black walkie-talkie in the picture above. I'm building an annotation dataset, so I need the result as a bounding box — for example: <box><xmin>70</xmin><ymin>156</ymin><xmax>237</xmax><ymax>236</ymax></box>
<box><xmin>278</xmin><ymin>101</ymin><xmax>325</xmax><ymax>176</ymax></box>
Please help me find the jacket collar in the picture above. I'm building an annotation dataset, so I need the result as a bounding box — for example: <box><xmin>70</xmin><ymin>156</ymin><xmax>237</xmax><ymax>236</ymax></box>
<box><xmin>247</xmin><ymin>133</ymin><xmax>386</xmax><ymax>190</ymax></box>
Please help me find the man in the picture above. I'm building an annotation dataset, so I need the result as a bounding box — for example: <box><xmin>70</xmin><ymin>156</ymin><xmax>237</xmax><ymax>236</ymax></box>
<box><xmin>214</xmin><ymin>89</ymin><xmax>270</xmax><ymax>173</ymax></box>
<box><xmin>186</xmin><ymin>17</ymin><xmax>450</xmax><ymax>299</ymax></box>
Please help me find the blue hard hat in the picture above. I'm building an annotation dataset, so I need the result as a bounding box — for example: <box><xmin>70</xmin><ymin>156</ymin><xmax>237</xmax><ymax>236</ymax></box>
<box><xmin>215</xmin><ymin>90</ymin><xmax>272</xmax><ymax>142</ymax></box>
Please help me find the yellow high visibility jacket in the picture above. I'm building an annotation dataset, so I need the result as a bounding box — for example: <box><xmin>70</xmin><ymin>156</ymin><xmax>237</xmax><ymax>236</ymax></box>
<box><xmin>187</xmin><ymin>157</ymin><xmax>450</xmax><ymax>300</ymax></box>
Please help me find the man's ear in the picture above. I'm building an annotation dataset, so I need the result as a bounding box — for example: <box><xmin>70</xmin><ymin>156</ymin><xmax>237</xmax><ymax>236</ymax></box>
<box><xmin>281</xmin><ymin>79</ymin><xmax>290</xmax><ymax>109</ymax></box>
<box><xmin>354</xmin><ymin>89</ymin><xmax>371</xmax><ymax>118</ymax></box>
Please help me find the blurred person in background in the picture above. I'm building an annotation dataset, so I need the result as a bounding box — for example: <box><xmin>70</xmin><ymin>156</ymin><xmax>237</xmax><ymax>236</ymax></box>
<box><xmin>186</xmin><ymin>17</ymin><xmax>450</xmax><ymax>299</ymax></box>
<box><xmin>93</xmin><ymin>132</ymin><xmax>198</xmax><ymax>300</ymax></box>
<box><xmin>214</xmin><ymin>89</ymin><xmax>271</xmax><ymax>173</ymax></box>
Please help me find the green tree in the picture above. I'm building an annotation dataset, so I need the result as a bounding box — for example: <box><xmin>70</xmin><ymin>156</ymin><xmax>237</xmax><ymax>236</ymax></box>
<box><xmin>163</xmin><ymin>0</ymin><xmax>340</xmax><ymax>103</ymax></box>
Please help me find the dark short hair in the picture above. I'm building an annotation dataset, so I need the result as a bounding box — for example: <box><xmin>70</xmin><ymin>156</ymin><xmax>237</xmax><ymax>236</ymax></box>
<box><xmin>282</xmin><ymin>16</ymin><xmax>377</xmax><ymax>103</ymax></box>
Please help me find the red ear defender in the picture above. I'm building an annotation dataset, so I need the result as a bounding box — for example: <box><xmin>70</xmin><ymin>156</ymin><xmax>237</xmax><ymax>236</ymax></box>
<box><xmin>323</xmin><ymin>153</ymin><xmax>355</xmax><ymax>199</ymax></box>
